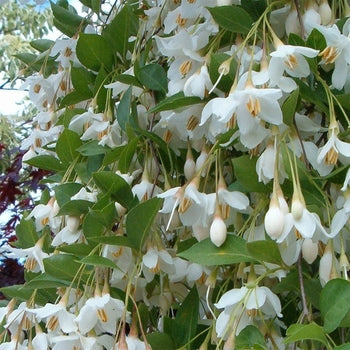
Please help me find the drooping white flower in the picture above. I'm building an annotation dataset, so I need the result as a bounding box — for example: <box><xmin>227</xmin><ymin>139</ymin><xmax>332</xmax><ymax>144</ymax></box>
<box><xmin>75</xmin><ymin>293</ymin><xmax>125</xmax><ymax>335</ymax></box>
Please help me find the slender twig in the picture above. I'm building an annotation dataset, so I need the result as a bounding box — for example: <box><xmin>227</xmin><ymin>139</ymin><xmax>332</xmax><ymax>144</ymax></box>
<box><xmin>298</xmin><ymin>252</ymin><xmax>309</xmax><ymax>322</ymax></box>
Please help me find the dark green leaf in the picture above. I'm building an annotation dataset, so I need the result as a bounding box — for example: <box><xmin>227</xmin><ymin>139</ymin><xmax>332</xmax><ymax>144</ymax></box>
<box><xmin>236</xmin><ymin>325</ymin><xmax>268</xmax><ymax>349</ymax></box>
<box><xmin>24</xmin><ymin>155</ymin><xmax>65</xmax><ymax>172</ymax></box>
<box><xmin>148</xmin><ymin>92</ymin><xmax>202</xmax><ymax>113</ymax></box>
<box><xmin>320</xmin><ymin>279</ymin><xmax>350</xmax><ymax>333</ymax></box>
<box><xmin>103</xmin><ymin>5</ymin><xmax>138</xmax><ymax>60</ymax></box>
<box><xmin>59</xmin><ymin>90</ymin><xmax>92</xmax><ymax>108</ymax></box>
<box><xmin>93</xmin><ymin>171</ymin><xmax>135</xmax><ymax>209</ymax></box>
<box><xmin>232</xmin><ymin>155</ymin><xmax>270</xmax><ymax>193</ymax></box>
<box><xmin>178</xmin><ymin>235</ymin><xmax>254</xmax><ymax>266</ymax></box>
<box><xmin>56</xmin><ymin>129</ymin><xmax>82</xmax><ymax>164</ymax></box>
<box><xmin>209</xmin><ymin>53</ymin><xmax>237</xmax><ymax>92</ymax></box>
<box><xmin>30</xmin><ymin>39</ymin><xmax>54</xmax><ymax>53</ymax></box>
<box><xmin>57</xmin><ymin>243</ymin><xmax>94</xmax><ymax>256</ymax></box>
<box><xmin>71</xmin><ymin>66</ymin><xmax>95</xmax><ymax>96</ymax></box>
<box><xmin>83</xmin><ymin>211</ymin><xmax>105</xmax><ymax>239</ymax></box>
<box><xmin>246</xmin><ymin>240</ymin><xmax>284</xmax><ymax>266</ymax></box>
<box><xmin>117</xmin><ymin>86</ymin><xmax>133</xmax><ymax>131</ymax></box>
<box><xmin>240</xmin><ymin>0</ymin><xmax>267</xmax><ymax>21</ymax></box>
<box><xmin>13</xmin><ymin>218</ymin><xmax>38</xmax><ymax>249</ymax></box>
<box><xmin>77</xmin><ymin>140</ymin><xmax>108</xmax><ymax>156</ymax></box>
<box><xmin>54</xmin><ymin>183</ymin><xmax>84</xmax><ymax>207</ymax></box>
<box><xmin>24</xmin><ymin>273</ymin><xmax>70</xmax><ymax>289</ymax></box>
<box><xmin>76</xmin><ymin>33</ymin><xmax>115</xmax><ymax>72</ymax></box>
<box><xmin>207</xmin><ymin>6</ymin><xmax>253</xmax><ymax>34</ymax></box>
<box><xmin>284</xmin><ymin>323</ymin><xmax>329</xmax><ymax>347</ymax></box>
<box><xmin>146</xmin><ymin>333</ymin><xmax>176</xmax><ymax>350</ymax></box>
<box><xmin>87</xmin><ymin>235</ymin><xmax>133</xmax><ymax>248</ymax></box>
<box><xmin>58</xmin><ymin>199</ymin><xmax>94</xmax><ymax>216</ymax></box>
<box><xmin>118</xmin><ymin>136</ymin><xmax>139</xmax><ymax>173</ymax></box>
<box><xmin>138</xmin><ymin>64</ymin><xmax>168</xmax><ymax>92</ymax></box>
<box><xmin>79</xmin><ymin>255</ymin><xmax>118</xmax><ymax>269</ymax></box>
<box><xmin>126</xmin><ymin>197</ymin><xmax>162</xmax><ymax>251</ymax></box>
<box><xmin>282</xmin><ymin>87</ymin><xmax>299</xmax><ymax>126</ymax></box>
<box><xmin>334</xmin><ymin>344</ymin><xmax>350</xmax><ymax>350</ymax></box>
<box><xmin>44</xmin><ymin>254</ymin><xmax>87</xmax><ymax>282</ymax></box>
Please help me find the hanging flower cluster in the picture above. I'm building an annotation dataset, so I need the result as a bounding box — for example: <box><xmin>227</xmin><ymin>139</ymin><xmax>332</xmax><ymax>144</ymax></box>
<box><xmin>1</xmin><ymin>0</ymin><xmax>350</xmax><ymax>349</ymax></box>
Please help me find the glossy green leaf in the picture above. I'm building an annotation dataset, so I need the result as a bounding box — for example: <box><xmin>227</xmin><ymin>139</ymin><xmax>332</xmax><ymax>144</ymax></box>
<box><xmin>334</xmin><ymin>344</ymin><xmax>350</xmax><ymax>350</ymax></box>
<box><xmin>232</xmin><ymin>155</ymin><xmax>270</xmax><ymax>193</ymax></box>
<box><xmin>126</xmin><ymin>197</ymin><xmax>162</xmax><ymax>251</ymax></box>
<box><xmin>79</xmin><ymin>255</ymin><xmax>118</xmax><ymax>269</ymax></box>
<box><xmin>93</xmin><ymin>171</ymin><xmax>135</xmax><ymax>209</ymax></box>
<box><xmin>207</xmin><ymin>5</ymin><xmax>253</xmax><ymax>34</ymax></box>
<box><xmin>246</xmin><ymin>240</ymin><xmax>284</xmax><ymax>266</ymax></box>
<box><xmin>58</xmin><ymin>199</ymin><xmax>94</xmax><ymax>216</ymax></box>
<box><xmin>236</xmin><ymin>325</ymin><xmax>268</xmax><ymax>350</ymax></box>
<box><xmin>320</xmin><ymin>279</ymin><xmax>350</xmax><ymax>333</ymax></box>
<box><xmin>76</xmin><ymin>33</ymin><xmax>114</xmax><ymax>72</ymax></box>
<box><xmin>284</xmin><ymin>323</ymin><xmax>329</xmax><ymax>347</ymax></box>
<box><xmin>178</xmin><ymin>235</ymin><xmax>254</xmax><ymax>266</ymax></box>
<box><xmin>56</xmin><ymin>129</ymin><xmax>82</xmax><ymax>164</ymax></box>
<box><xmin>0</xmin><ymin>285</ymin><xmax>52</xmax><ymax>305</ymax></box>
<box><xmin>57</xmin><ymin>243</ymin><xmax>94</xmax><ymax>256</ymax></box>
<box><xmin>173</xmin><ymin>286</ymin><xmax>199</xmax><ymax>347</ymax></box>
<box><xmin>282</xmin><ymin>87</ymin><xmax>299</xmax><ymax>126</ymax></box>
<box><xmin>71</xmin><ymin>66</ymin><xmax>95</xmax><ymax>96</ymax></box>
<box><xmin>103</xmin><ymin>4</ymin><xmax>138</xmax><ymax>59</ymax></box>
<box><xmin>13</xmin><ymin>218</ymin><xmax>38</xmax><ymax>249</ymax></box>
<box><xmin>30</xmin><ymin>39</ymin><xmax>54</xmax><ymax>52</ymax></box>
<box><xmin>118</xmin><ymin>136</ymin><xmax>139</xmax><ymax>173</ymax></box>
<box><xmin>138</xmin><ymin>64</ymin><xmax>168</xmax><ymax>92</ymax></box>
<box><xmin>83</xmin><ymin>211</ymin><xmax>105</xmax><ymax>239</ymax></box>
<box><xmin>117</xmin><ymin>86</ymin><xmax>133</xmax><ymax>131</ymax></box>
<box><xmin>24</xmin><ymin>273</ymin><xmax>70</xmax><ymax>289</ymax></box>
<box><xmin>44</xmin><ymin>254</ymin><xmax>87</xmax><ymax>282</ymax></box>
<box><xmin>148</xmin><ymin>92</ymin><xmax>202</xmax><ymax>113</ymax></box>
<box><xmin>146</xmin><ymin>333</ymin><xmax>176</xmax><ymax>350</ymax></box>
<box><xmin>54</xmin><ymin>183</ymin><xmax>84</xmax><ymax>207</ymax></box>
<box><xmin>77</xmin><ymin>140</ymin><xmax>107</xmax><ymax>156</ymax></box>
<box><xmin>24</xmin><ymin>155</ymin><xmax>65</xmax><ymax>172</ymax></box>
<box><xmin>240</xmin><ymin>0</ymin><xmax>267</xmax><ymax>21</ymax></box>
<box><xmin>209</xmin><ymin>53</ymin><xmax>237</xmax><ymax>92</ymax></box>
<box><xmin>87</xmin><ymin>235</ymin><xmax>133</xmax><ymax>248</ymax></box>
<box><xmin>89</xmin><ymin>201</ymin><xmax>117</xmax><ymax>228</ymax></box>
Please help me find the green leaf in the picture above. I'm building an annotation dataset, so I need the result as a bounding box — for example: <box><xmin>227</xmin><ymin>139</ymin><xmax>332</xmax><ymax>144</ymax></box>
<box><xmin>51</xmin><ymin>1</ymin><xmax>88</xmax><ymax>36</ymax></box>
<box><xmin>30</xmin><ymin>39</ymin><xmax>54</xmax><ymax>53</ymax></box>
<box><xmin>207</xmin><ymin>5</ymin><xmax>253</xmax><ymax>34</ymax></box>
<box><xmin>320</xmin><ymin>279</ymin><xmax>350</xmax><ymax>333</ymax></box>
<box><xmin>71</xmin><ymin>66</ymin><xmax>95</xmax><ymax>96</ymax></box>
<box><xmin>284</xmin><ymin>323</ymin><xmax>329</xmax><ymax>347</ymax></box>
<box><xmin>13</xmin><ymin>218</ymin><xmax>38</xmax><ymax>249</ymax></box>
<box><xmin>0</xmin><ymin>285</ymin><xmax>51</xmax><ymax>305</ymax></box>
<box><xmin>334</xmin><ymin>344</ymin><xmax>350</xmax><ymax>350</ymax></box>
<box><xmin>148</xmin><ymin>92</ymin><xmax>202</xmax><ymax>113</ymax></box>
<box><xmin>236</xmin><ymin>325</ymin><xmax>268</xmax><ymax>350</ymax></box>
<box><xmin>24</xmin><ymin>273</ymin><xmax>70</xmax><ymax>289</ymax></box>
<box><xmin>118</xmin><ymin>136</ymin><xmax>139</xmax><ymax>173</ymax></box>
<box><xmin>146</xmin><ymin>333</ymin><xmax>176</xmax><ymax>350</ymax></box>
<box><xmin>178</xmin><ymin>235</ymin><xmax>254</xmax><ymax>266</ymax></box>
<box><xmin>103</xmin><ymin>4</ymin><xmax>138</xmax><ymax>60</ymax></box>
<box><xmin>126</xmin><ymin>197</ymin><xmax>162</xmax><ymax>251</ymax></box>
<box><xmin>282</xmin><ymin>87</ymin><xmax>299</xmax><ymax>126</ymax></box>
<box><xmin>93</xmin><ymin>171</ymin><xmax>135</xmax><ymax>209</ymax></box>
<box><xmin>232</xmin><ymin>155</ymin><xmax>270</xmax><ymax>193</ymax></box>
<box><xmin>79</xmin><ymin>255</ymin><xmax>118</xmax><ymax>269</ymax></box>
<box><xmin>246</xmin><ymin>240</ymin><xmax>284</xmax><ymax>266</ymax></box>
<box><xmin>59</xmin><ymin>90</ymin><xmax>93</xmax><ymax>108</ymax></box>
<box><xmin>117</xmin><ymin>86</ymin><xmax>133</xmax><ymax>131</ymax></box>
<box><xmin>174</xmin><ymin>286</ymin><xmax>199</xmax><ymax>347</ymax></box>
<box><xmin>240</xmin><ymin>0</ymin><xmax>267</xmax><ymax>21</ymax></box>
<box><xmin>57</xmin><ymin>243</ymin><xmax>94</xmax><ymax>256</ymax></box>
<box><xmin>54</xmin><ymin>183</ymin><xmax>84</xmax><ymax>207</ymax></box>
<box><xmin>83</xmin><ymin>211</ymin><xmax>105</xmax><ymax>239</ymax></box>
<box><xmin>87</xmin><ymin>235</ymin><xmax>133</xmax><ymax>248</ymax></box>
<box><xmin>58</xmin><ymin>199</ymin><xmax>94</xmax><ymax>216</ymax></box>
<box><xmin>76</xmin><ymin>33</ymin><xmax>115</xmax><ymax>72</ymax></box>
<box><xmin>44</xmin><ymin>254</ymin><xmax>87</xmax><ymax>282</ymax></box>
<box><xmin>112</xmin><ymin>73</ymin><xmax>143</xmax><ymax>88</ymax></box>
<box><xmin>77</xmin><ymin>140</ymin><xmax>107</xmax><ymax>156</ymax></box>
<box><xmin>24</xmin><ymin>155</ymin><xmax>65</xmax><ymax>172</ymax></box>
<box><xmin>138</xmin><ymin>64</ymin><xmax>168</xmax><ymax>93</ymax></box>
<box><xmin>56</xmin><ymin>129</ymin><xmax>82</xmax><ymax>164</ymax></box>
<box><xmin>89</xmin><ymin>201</ymin><xmax>117</xmax><ymax>228</ymax></box>
<box><xmin>94</xmin><ymin>66</ymin><xmax>109</xmax><ymax>111</ymax></box>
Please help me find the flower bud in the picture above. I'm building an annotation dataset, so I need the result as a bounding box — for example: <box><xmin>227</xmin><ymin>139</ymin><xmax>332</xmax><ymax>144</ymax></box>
<box><xmin>291</xmin><ymin>197</ymin><xmax>304</xmax><ymax>221</ymax></box>
<box><xmin>264</xmin><ymin>203</ymin><xmax>285</xmax><ymax>239</ymax></box>
<box><xmin>66</xmin><ymin>215</ymin><xmax>80</xmax><ymax>232</ymax></box>
<box><xmin>285</xmin><ymin>7</ymin><xmax>301</xmax><ymax>37</ymax></box>
<box><xmin>302</xmin><ymin>238</ymin><xmax>318</xmax><ymax>264</ymax></box>
<box><xmin>184</xmin><ymin>157</ymin><xmax>196</xmax><ymax>181</ymax></box>
<box><xmin>318</xmin><ymin>0</ymin><xmax>332</xmax><ymax>26</ymax></box>
<box><xmin>210</xmin><ymin>215</ymin><xmax>227</xmax><ymax>247</ymax></box>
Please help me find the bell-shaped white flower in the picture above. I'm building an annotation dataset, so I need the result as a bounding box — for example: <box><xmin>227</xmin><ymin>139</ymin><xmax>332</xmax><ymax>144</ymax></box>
<box><xmin>302</xmin><ymin>238</ymin><xmax>318</xmax><ymax>264</ymax></box>
<box><xmin>209</xmin><ymin>211</ymin><xmax>227</xmax><ymax>247</ymax></box>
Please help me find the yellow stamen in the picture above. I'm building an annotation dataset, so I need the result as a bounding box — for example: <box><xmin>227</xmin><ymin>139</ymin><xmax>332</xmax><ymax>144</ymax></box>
<box><xmin>179</xmin><ymin>60</ymin><xmax>192</xmax><ymax>76</ymax></box>
<box><xmin>284</xmin><ymin>54</ymin><xmax>298</xmax><ymax>70</ymax></box>
<box><xmin>97</xmin><ymin>308</ymin><xmax>108</xmax><ymax>322</ymax></box>
<box><xmin>325</xmin><ymin>146</ymin><xmax>338</xmax><ymax>165</ymax></box>
<box><xmin>47</xmin><ymin>315</ymin><xmax>59</xmax><ymax>331</ymax></box>
<box><xmin>320</xmin><ymin>46</ymin><xmax>339</xmax><ymax>64</ymax></box>
<box><xmin>178</xmin><ymin>197</ymin><xmax>192</xmax><ymax>213</ymax></box>
<box><xmin>246</xmin><ymin>96</ymin><xmax>261</xmax><ymax>117</ymax></box>
<box><xmin>186</xmin><ymin>115</ymin><xmax>199</xmax><ymax>131</ymax></box>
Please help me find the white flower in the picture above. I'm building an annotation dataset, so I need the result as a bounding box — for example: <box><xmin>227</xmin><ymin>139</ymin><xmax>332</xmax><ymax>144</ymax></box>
<box><xmin>50</xmin><ymin>332</ymin><xmax>99</xmax><ymax>350</ymax></box>
<box><xmin>183</xmin><ymin>65</ymin><xmax>213</xmax><ymax>99</ymax></box>
<box><xmin>317</xmin><ymin>121</ymin><xmax>350</xmax><ymax>166</ymax></box>
<box><xmin>27</xmin><ymin>301</ymin><xmax>77</xmax><ymax>334</ymax></box>
<box><xmin>316</xmin><ymin>24</ymin><xmax>350</xmax><ymax>90</ymax></box>
<box><xmin>69</xmin><ymin>108</ymin><xmax>104</xmax><ymax>136</ymax></box>
<box><xmin>142</xmin><ymin>247</ymin><xmax>175</xmax><ymax>282</ymax></box>
<box><xmin>75</xmin><ymin>293</ymin><xmax>125</xmax><ymax>335</ymax></box>
<box><xmin>214</xmin><ymin>285</ymin><xmax>282</xmax><ymax>338</ymax></box>
<box><xmin>268</xmin><ymin>43</ymin><xmax>319</xmax><ymax>84</ymax></box>
<box><xmin>50</xmin><ymin>37</ymin><xmax>78</xmax><ymax>69</ymax></box>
